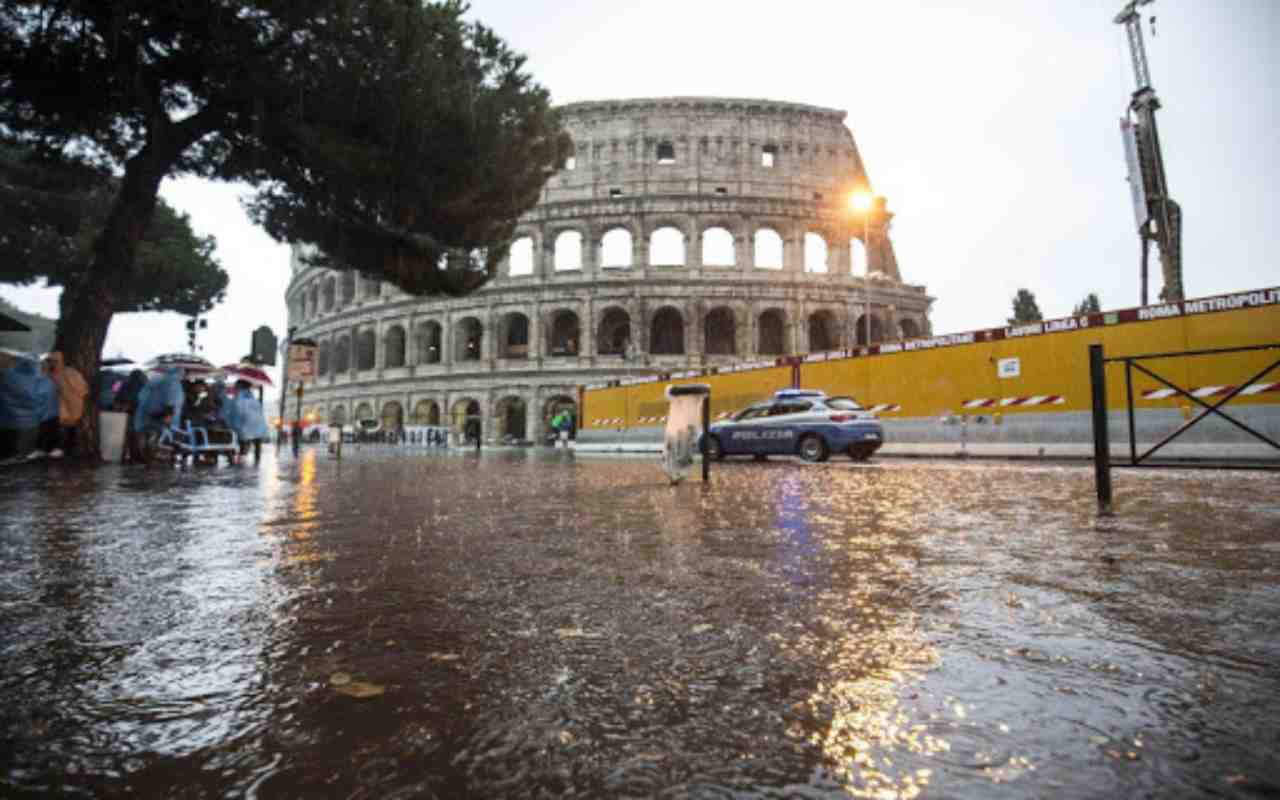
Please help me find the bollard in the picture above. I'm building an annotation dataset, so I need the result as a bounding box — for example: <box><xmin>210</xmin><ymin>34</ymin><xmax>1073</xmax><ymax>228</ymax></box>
<box><xmin>1088</xmin><ymin>344</ymin><xmax>1114</xmax><ymax>514</ymax></box>
<box><xmin>701</xmin><ymin>394</ymin><xmax>710</xmax><ymax>483</ymax></box>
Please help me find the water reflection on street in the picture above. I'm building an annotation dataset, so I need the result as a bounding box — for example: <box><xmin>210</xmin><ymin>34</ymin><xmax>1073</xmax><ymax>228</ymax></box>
<box><xmin>1</xmin><ymin>448</ymin><xmax>1278</xmax><ymax>798</ymax></box>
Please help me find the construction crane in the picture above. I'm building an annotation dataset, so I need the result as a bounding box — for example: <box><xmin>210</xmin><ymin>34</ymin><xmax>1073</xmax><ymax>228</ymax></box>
<box><xmin>1115</xmin><ymin>0</ymin><xmax>1183</xmax><ymax>305</ymax></box>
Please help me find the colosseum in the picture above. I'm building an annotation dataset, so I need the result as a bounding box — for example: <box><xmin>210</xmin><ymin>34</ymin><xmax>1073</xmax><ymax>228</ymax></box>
<box><xmin>284</xmin><ymin>96</ymin><xmax>934</xmax><ymax>442</ymax></box>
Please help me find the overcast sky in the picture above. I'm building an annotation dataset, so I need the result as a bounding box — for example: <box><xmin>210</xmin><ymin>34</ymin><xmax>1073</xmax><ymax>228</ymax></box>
<box><xmin>4</xmin><ymin>0</ymin><xmax>1277</xmax><ymax>386</ymax></box>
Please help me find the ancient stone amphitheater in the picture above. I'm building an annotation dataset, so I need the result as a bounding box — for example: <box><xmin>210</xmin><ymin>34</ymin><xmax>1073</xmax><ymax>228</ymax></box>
<box><xmin>284</xmin><ymin>96</ymin><xmax>933</xmax><ymax>441</ymax></box>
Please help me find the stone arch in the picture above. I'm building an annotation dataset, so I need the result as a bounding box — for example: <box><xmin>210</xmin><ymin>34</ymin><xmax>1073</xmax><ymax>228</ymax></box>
<box><xmin>808</xmin><ymin>309</ymin><xmax>839</xmax><ymax>352</ymax></box>
<box><xmin>454</xmin><ymin>316</ymin><xmax>483</xmax><ymax>362</ymax></box>
<box><xmin>758</xmin><ymin>308</ymin><xmax>788</xmax><ymax>355</ymax></box>
<box><xmin>754</xmin><ymin>228</ymin><xmax>783</xmax><ymax>269</ymax></box>
<box><xmin>650</xmin><ymin>306</ymin><xmax>685</xmax><ymax>355</ymax></box>
<box><xmin>701</xmin><ymin>226</ymin><xmax>735</xmax><ymax>267</ymax></box>
<box><xmin>330</xmin><ymin>405</ymin><xmax>347</xmax><ymax>426</ymax></box>
<box><xmin>804</xmin><ymin>232</ymin><xmax>828</xmax><ymax>273</ymax></box>
<box><xmin>333</xmin><ymin>335</ymin><xmax>351</xmax><ymax>373</ymax></box>
<box><xmin>597</xmin><ymin>307</ymin><xmax>632</xmax><ymax>356</ymax></box>
<box><xmin>494</xmin><ymin>395</ymin><xmax>527</xmax><ymax>441</ymax></box>
<box><xmin>549</xmin><ymin>309</ymin><xmax>580</xmax><ymax>356</ymax></box>
<box><xmin>854</xmin><ymin>313</ymin><xmax>885</xmax><ymax>346</ymax></box>
<box><xmin>380</xmin><ymin>400</ymin><xmax>404</xmax><ymax>430</ymax></box>
<box><xmin>308</xmin><ymin>283</ymin><xmax>319</xmax><ymax>318</ymax></box>
<box><xmin>412</xmin><ymin>398</ymin><xmax>441</xmax><ymax>426</ymax></box>
<box><xmin>542</xmin><ymin>394</ymin><xmax>577</xmax><ymax>442</ymax></box>
<box><xmin>341</xmin><ymin>271</ymin><xmax>356</xmax><ymax>306</ymax></box>
<box><xmin>850</xmin><ymin>237</ymin><xmax>868</xmax><ymax>276</ymax></box>
<box><xmin>554</xmin><ymin>230</ymin><xmax>583</xmax><ymax>271</ymax></box>
<box><xmin>508</xmin><ymin>235</ymin><xmax>535</xmax><ymax>277</ymax></box>
<box><xmin>900</xmin><ymin>317</ymin><xmax>922</xmax><ymax>340</ymax></box>
<box><xmin>704</xmin><ymin>306</ymin><xmax>737</xmax><ymax>355</ymax></box>
<box><xmin>649</xmin><ymin>225</ymin><xmax>686</xmax><ymax>267</ymax></box>
<box><xmin>384</xmin><ymin>324</ymin><xmax>406</xmax><ymax>368</ymax></box>
<box><xmin>417</xmin><ymin>320</ymin><xmax>442</xmax><ymax>364</ymax></box>
<box><xmin>499</xmin><ymin>311</ymin><xmax>530</xmax><ymax>359</ymax></box>
<box><xmin>600</xmin><ymin>227</ymin><xmax>633</xmax><ymax>268</ymax></box>
<box><xmin>356</xmin><ymin>330</ymin><xmax>376</xmax><ymax>371</ymax></box>
<box><xmin>317</xmin><ymin>341</ymin><xmax>331</xmax><ymax>376</ymax></box>
<box><xmin>322</xmin><ymin>276</ymin><xmax>336</xmax><ymax>311</ymax></box>
<box><xmin>451</xmin><ymin>397</ymin><xmax>483</xmax><ymax>440</ymax></box>
<box><xmin>353</xmin><ymin>401</ymin><xmax>375</xmax><ymax>422</ymax></box>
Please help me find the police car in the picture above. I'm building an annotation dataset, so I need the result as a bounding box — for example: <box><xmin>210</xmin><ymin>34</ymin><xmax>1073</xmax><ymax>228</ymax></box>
<box><xmin>703</xmin><ymin>389</ymin><xmax>883</xmax><ymax>463</ymax></box>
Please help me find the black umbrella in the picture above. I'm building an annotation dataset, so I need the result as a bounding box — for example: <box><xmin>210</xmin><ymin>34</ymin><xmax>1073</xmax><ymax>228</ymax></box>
<box><xmin>100</xmin><ymin>357</ymin><xmax>135</xmax><ymax>367</ymax></box>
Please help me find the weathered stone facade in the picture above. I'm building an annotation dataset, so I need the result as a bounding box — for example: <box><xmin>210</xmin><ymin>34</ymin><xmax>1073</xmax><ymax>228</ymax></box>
<box><xmin>284</xmin><ymin>97</ymin><xmax>933</xmax><ymax>441</ymax></box>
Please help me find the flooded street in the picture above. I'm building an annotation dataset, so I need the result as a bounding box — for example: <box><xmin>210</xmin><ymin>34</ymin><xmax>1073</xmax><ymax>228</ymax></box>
<box><xmin>2</xmin><ymin>448</ymin><xmax>1278</xmax><ymax>799</ymax></box>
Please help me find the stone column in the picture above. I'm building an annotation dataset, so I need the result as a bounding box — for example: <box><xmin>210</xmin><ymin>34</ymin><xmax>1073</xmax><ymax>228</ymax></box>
<box><xmin>633</xmin><ymin>224</ymin><xmax>648</xmax><ymax>275</ymax></box>
<box><xmin>374</xmin><ymin>319</ymin><xmax>385</xmax><ymax>378</ymax></box>
<box><xmin>349</xmin><ymin>324</ymin><xmax>359</xmax><ymax>379</ymax></box>
<box><xmin>783</xmin><ymin>224</ymin><xmax>803</xmax><ymax>274</ymax></box>
<box><xmin>530</xmin><ymin>304</ymin><xmax>544</xmax><ymax>363</ymax></box>
<box><xmin>736</xmin><ymin>217</ymin><xmax>753</xmax><ymax>273</ymax></box>
<box><xmin>406</xmin><ymin>312</ymin><xmax>418</xmax><ymax>375</ymax></box>
<box><xmin>525</xmin><ymin>392</ymin><xmax>541</xmax><ymax>445</ymax></box>
<box><xmin>441</xmin><ymin>314</ymin><xmax>452</xmax><ymax>370</ymax></box>
<box><xmin>579</xmin><ymin>299</ymin><xmax>594</xmax><ymax>365</ymax></box>
<box><xmin>829</xmin><ymin>238</ymin><xmax>850</xmax><ymax>276</ymax></box>
<box><xmin>536</xmin><ymin>224</ymin><xmax>551</xmax><ymax>279</ymax></box>
<box><xmin>685</xmin><ymin>216</ymin><xmax>701</xmax><ymax>272</ymax></box>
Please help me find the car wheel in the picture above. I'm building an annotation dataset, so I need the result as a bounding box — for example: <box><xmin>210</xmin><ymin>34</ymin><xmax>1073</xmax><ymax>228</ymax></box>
<box><xmin>848</xmin><ymin>445</ymin><xmax>871</xmax><ymax>462</ymax></box>
<box><xmin>704</xmin><ymin>435</ymin><xmax>725</xmax><ymax>461</ymax></box>
<box><xmin>798</xmin><ymin>434</ymin><xmax>829</xmax><ymax>463</ymax></box>
<box><xmin>753</xmin><ymin>454</ymin><xmax>768</xmax><ymax>462</ymax></box>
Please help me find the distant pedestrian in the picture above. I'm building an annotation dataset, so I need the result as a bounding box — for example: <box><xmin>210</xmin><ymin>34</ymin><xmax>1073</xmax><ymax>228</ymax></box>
<box><xmin>0</xmin><ymin>353</ymin><xmax>44</xmax><ymax>462</ymax></box>
<box><xmin>44</xmin><ymin>352</ymin><xmax>89</xmax><ymax>458</ymax></box>
<box><xmin>224</xmin><ymin>380</ymin><xmax>269</xmax><ymax>463</ymax></box>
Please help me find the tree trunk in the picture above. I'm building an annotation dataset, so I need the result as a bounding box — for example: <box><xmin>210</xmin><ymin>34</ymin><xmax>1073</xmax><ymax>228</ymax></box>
<box><xmin>54</xmin><ymin>144</ymin><xmax>176</xmax><ymax>461</ymax></box>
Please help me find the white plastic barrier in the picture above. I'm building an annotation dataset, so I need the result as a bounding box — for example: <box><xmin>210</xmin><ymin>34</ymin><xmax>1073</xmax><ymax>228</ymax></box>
<box><xmin>99</xmin><ymin>411</ymin><xmax>128</xmax><ymax>463</ymax></box>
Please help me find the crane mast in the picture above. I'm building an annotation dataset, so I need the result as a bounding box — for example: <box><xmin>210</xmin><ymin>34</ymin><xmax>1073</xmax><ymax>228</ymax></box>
<box><xmin>1115</xmin><ymin>0</ymin><xmax>1183</xmax><ymax>304</ymax></box>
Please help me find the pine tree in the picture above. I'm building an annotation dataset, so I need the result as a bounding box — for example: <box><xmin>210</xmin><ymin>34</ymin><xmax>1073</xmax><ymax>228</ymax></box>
<box><xmin>1072</xmin><ymin>293</ymin><xmax>1102</xmax><ymax>316</ymax></box>
<box><xmin>1008</xmin><ymin>289</ymin><xmax>1044</xmax><ymax>324</ymax></box>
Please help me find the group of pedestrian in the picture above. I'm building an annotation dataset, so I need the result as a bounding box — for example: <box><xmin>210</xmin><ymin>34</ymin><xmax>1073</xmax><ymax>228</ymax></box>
<box><xmin>0</xmin><ymin>351</ymin><xmax>89</xmax><ymax>463</ymax></box>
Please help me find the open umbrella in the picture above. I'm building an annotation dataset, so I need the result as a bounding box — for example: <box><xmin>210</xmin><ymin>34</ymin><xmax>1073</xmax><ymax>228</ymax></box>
<box><xmin>100</xmin><ymin>357</ymin><xmax>135</xmax><ymax>367</ymax></box>
<box><xmin>144</xmin><ymin>352</ymin><xmax>222</xmax><ymax>376</ymax></box>
<box><xmin>222</xmin><ymin>363</ymin><xmax>274</xmax><ymax>387</ymax></box>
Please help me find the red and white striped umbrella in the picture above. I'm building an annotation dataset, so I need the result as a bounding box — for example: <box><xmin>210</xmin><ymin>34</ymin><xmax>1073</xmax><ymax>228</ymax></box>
<box><xmin>222</xmin><ymin>363</ymin><xmax>274</xmax><ymax>387</ymax></box>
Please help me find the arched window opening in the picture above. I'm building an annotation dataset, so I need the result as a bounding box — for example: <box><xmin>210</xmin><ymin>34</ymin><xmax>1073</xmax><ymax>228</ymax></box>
<box><xmin>417</xmin><ymin>321</ymin><xmax>442</xmax><ymax>364</ymax></box>
<box><xmin>330</xmin><ymin>406</ymin><xmax>347</xmax><ymax>426</ymax></box>
<box><xmin>454</xmin><ymin>317</ymin><xmax>483</xmax><ymax>362</ymax></box>
<box><xmin>761</xmin><ymin>144</ymin><xmax>778</xmax><ymax>168</ymax></box>
<box><xmin>412</xmin><ymin>399</ymin><xmax>438</xmax><ymax>425</ymax></box>
<box><xmin>356</xmin><ymin>330</ymin><xmax>376</xmax><ymax>371</ymax></box>
<box><xmin>550</xmin><ymin>311</ymin><xmax>580</xmax><ymax>357</ymax></box>
<box><xmin>361</xmin><ymin>275</ymin><xmax>380</xmax><ymax>300</ymax></box>
<box><xmin>451</xmin><ymin>399</ymin><xmax>482</xmax><ymax>438</ymax></box>
<box><xmin>808</xmin><ymin>310</ymin><xmax>838</xmax><ymax>352</ymax></box>
<box><xmin>597</xmin><ymin>308</ymin><xmax>632</xmax><ymax>356</ymax></box>
<box><xmin>649</xmin><ymin>226</ymin><xmax>685</xmax><ymax>267</ymax></box>
<box><xmin>500</xmin><ymin>312</ymin><xmax>530</xmax><ymax>359</ymax></box>
<box><xmin>701</xmin><ymin>227</ymin><xmax>735</xmax><ymax>267</ymax></box>
<box><xmin>758</xmin><ymin>309</ymin><xmax>786</xmax><ymax>355</ymax></box>
<box><xmin>900</xmin><ymin>318</ymin><xmax>922</xmax><ymax>340</ymax></box>
<box><xmin>601</xmin><ymin>228</ymin><xmax>633</xmax><ymax>268</ymax></box>
<box><xmin>542</xmin><ymin>396</ymin><xmax>577</xmax><ymax>442</ymax></box>
<box><xmin>496</xmin><ymin>396</ymin><xmax>527</xmax><ymax>441</ymax></box>
<box><xmin>341</xmin><ymin>271</ymin><xmax>356</xmax><ymax>306</ymax></box>
<box><xmin>554</xmin><ymin>230</ymin><xmax>582</xmax><ymax>271</ymax></box>
<box><xmin>804</xmin><ymin>233</ymin><xmax>829</xmax><ymax>273</ymax></box>
<box><xmin>317</xmin><ymin>342</ymin><xmax>330</xmax><ymax>376</ymax></box>
<box><xmin>754</xmin><ymin>228</ymin><xmax>783</xmax><ymax>269</ymax></box>
<box><xmin>333</xmin><ymin>336</ymin><xmax>351</xmax><ymax>374</ymax></box>
<box><xmin>354</xmin><ymin>402</ymin><xmax>374</xmax><ymax>423</ymax></box>
<box><xmin>854</xmin><ymin>314</ymin><xmax>885</xmax><ymax>346</ymax></box>
<box><xmin>650</xmin><ymin>307</ymin><xmax>685</xmax><ymax>355</ymax></box>
<box><xmin>704</xmin><ymin>307</ymin><xmax>737</xmax><ymax>356</ymax></box>
<box><xmin>850</xmin><ymin>237</ymin><xmax>868</xmax><ymax>276</ymax></box>
<box><xmin>656</xmin><ymin>141</ymin><xmax>675</xmax><ymax>164</ymax></box>
<box><xmin>322</xmin><ymin>277</ymin><xmax>336</xmax><ymax>311</ymax></box>
<box><xmin>380</xmin><ymin>401</ymin><xmax>404</xmax><ymax>431</ymax></box>
<box><xmin>384</xmin><ymin>325</ymin><xmax>406</xmax><ymax>368</ymax></box>
<box><xmin>508</xmin><ymin>236</ymin><xmax>534</xmax><ymax>276</ymax></box>
<box><xmin>563</xmin><ymin>142</ymin><xmax>576</xmax><ymax>171</ymax></box>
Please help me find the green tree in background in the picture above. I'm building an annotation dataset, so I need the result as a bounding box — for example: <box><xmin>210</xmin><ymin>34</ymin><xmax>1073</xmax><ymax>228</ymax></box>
<box><xmin>0</xmin><ymin>146</ymin><xmax>228</xmax><ymax>317</ymax></box>
<box><xmin>1</xmin><ymin>0</ymin><xmax>568</xmax><ymax>454</ymax></box>
<box><xmin>1008</xmin><ymin>289</ymin><xmax>1044</xmax><ymax>324</ymax></box>
<box><xmin>1072</xmin><ymin>293</ymin><xmax>1102</xmax><ymax>317</ymax></box>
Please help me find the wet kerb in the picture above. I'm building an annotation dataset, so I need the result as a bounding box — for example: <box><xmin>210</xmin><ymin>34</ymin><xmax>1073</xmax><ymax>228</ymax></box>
<box><xmin>1</xmin><ymin>449</ymin><xmax>1278</xmax><ymax>798</ymax></box>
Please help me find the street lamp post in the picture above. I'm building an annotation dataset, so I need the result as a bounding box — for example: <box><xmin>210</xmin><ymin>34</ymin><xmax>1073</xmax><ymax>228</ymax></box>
<box><xmin>849</xmin><ymin>192</ymin><xmax>876</xmax><ymax>349</ymax></box>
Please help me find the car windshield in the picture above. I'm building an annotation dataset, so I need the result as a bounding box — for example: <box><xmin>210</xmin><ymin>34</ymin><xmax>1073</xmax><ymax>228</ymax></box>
<box><xmin>824</xmin><ymin>396</ymin><xmax>864</xmax><ymax>411</ymax></box>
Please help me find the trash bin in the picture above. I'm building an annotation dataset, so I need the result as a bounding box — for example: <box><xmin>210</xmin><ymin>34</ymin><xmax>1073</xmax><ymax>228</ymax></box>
<box><xmin>99</xmin><ymin>411</ymin><xmax>128</xmax><ymax>463</ymax></box>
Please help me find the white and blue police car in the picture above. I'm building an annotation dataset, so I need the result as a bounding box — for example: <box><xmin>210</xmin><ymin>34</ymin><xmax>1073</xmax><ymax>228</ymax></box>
<box><xmin>702</xmin><ymin>389</ymin><xmax>884</xmax><ymax>463</ymax></box>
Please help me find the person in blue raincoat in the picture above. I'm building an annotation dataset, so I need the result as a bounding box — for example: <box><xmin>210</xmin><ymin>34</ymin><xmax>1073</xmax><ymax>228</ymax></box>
<box><xmin>0</xmin><ymin>354</ymin><xmax>45</xmax><ymax>461</ymax></box>
<box><xmin>129</xmin><ymin>368</ymin><xmax>185</xmax><ymax>463</ymax></box>
<box><xmin>224</xmin><ymin>379</ymin><xmax>268</xmax><ymax>463</ymax></box>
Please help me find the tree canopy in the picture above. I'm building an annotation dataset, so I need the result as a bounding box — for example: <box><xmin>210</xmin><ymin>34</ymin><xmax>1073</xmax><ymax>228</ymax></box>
<box><xmin>1072</xmin><ymin>293</ymin><xmax>1102</xmax><ymax>317</ymax></box>
<box><xmin>1008</xmin><ymin>289</ymin><xmax>1043</xmax><ymax>325</ymax></box>
<box><xmin>0</xmin><ymin>145</ymin><xmax>228</xmax><ymax>316</ymax></box>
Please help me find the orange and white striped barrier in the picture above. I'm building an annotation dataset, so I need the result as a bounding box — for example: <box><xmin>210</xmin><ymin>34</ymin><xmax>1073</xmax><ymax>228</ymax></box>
<box><xmin>865</xmin><ymin>403</ymin><xmax>901</xmax><ymax>414</ymax></box>
<box><xmin>963</xmin><ymin>395</ymin><xmax>1066</xmax><ymax>409</ymax></box>
<box><xmin>1141</xmin><ymin>381</ymin><xmax>1280</xmax><ymax>400</ymax></box>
